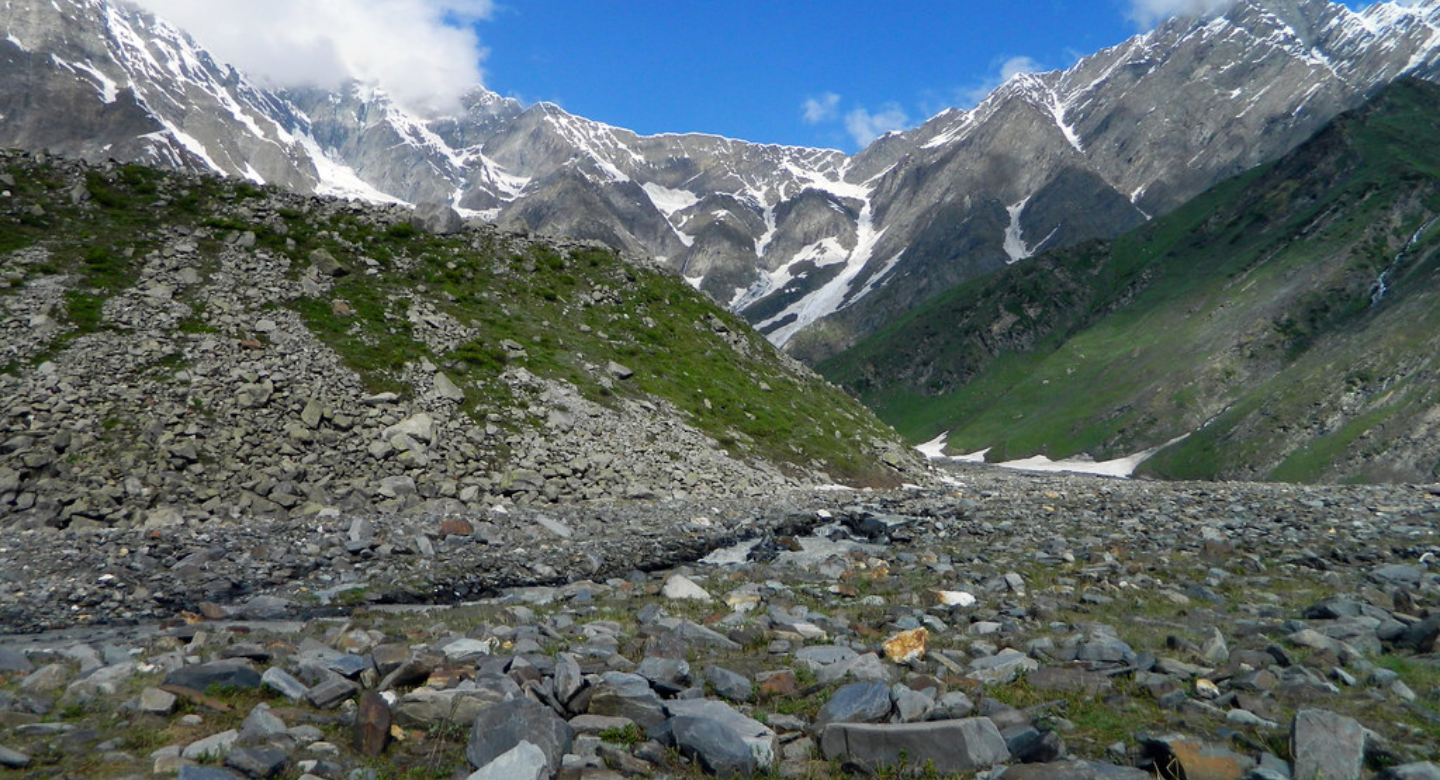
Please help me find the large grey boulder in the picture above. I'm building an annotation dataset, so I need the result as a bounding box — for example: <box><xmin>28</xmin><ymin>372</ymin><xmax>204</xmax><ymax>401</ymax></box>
<box><xmin>820</xmin><ymin>718</ymin><xmax>1011</xmax><ymax>776</ymax></box>
<box><xmin>466</xmin><ymin>697</ymin><xmax>573</xmax><ymax>776</ymax></box>
<box><xmin>664</xmin><ymin>698</ymin><xmax>777</xmax><ymax>771</ymax></box>
<box><xmin>1292</xmin><ymin>708</ymin><xmax>1365</xmax><ymax>780</ymax></box>
<box><xmin>553</xmin><ymin>652</ymin><xmax>585</xmax><ymax>709</ymax></box>
<box><xmin>467</xmin><ymin>740</ymin><xmax>549</xmax><ymax>780</ymax></box>
<box><xmin>814</xmin><ymin>681</ymin><xmax>892</xmax><ymax>729</ymax></box>
<box><xmin>182</xmin><ymin>729</ymin><xmax>239</xmax><ymax>761</ymax></box>
<box><xmin>260</xmin><ymin>667</ymin><xmax>308</xmax><ymax>701</ymax></box>
<box><xmin>662</xmin><ymin>716</ymin><xmax>757</xmax><ymax>778</ymax></box>
<box><xmin>586</xmin><ymin>671</ymin><xmax>667</xmax><ymax>729</ymax></box>
<box><xmin>0</xmin><ymin>648</ymin><xmax>34</xmax><ymax>675</ymax></box>
<box><xmin>412</xmin><ymin>201</ymin><xmax>465</xmax><ymax>235</ymax></box>
<box><xmin>224</xmin><ymin>746</ymin><xmax>288</xmax><ymax>779</ymax></box>
<box><xmin>237</xmin><ymin>703</ymin><xmax>288</xmax><ymax>745</ymax></box>
<box><xmin>395</xmin><ymin>682</ymin><xmax>518</xmax><ymax>728</ymax></box>
<box><xmin>704</xmin><ymin>665</ymin><xmax>753</xmax><ymax>703</ymax></box>
<box><xmin>0</xmin><ymin>746</ymin><xmax>30</xmax><ymax>768</ymax></box>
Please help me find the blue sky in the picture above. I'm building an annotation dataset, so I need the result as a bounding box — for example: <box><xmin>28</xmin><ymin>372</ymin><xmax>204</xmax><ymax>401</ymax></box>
<box><xmin>480</xmin><ymin>1</ymin><xmax>1148</xmax><ymax>150</ymax></box>
<box><xmin>476</xmin><ymin>0</ymin><xmax>1388</xmax><ymax>150</ymax></box>
<box><xmin>137</xmin><ymin>0</ymin><xmax>1383</xmax><ymax>152</ymax></box>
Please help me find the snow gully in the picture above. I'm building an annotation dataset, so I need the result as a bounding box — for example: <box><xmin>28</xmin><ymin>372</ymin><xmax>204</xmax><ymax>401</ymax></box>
<box><xmin>1371</xmin><ymin>217</ymin><xmax>1438</xmax><ymax>306</ymax></box>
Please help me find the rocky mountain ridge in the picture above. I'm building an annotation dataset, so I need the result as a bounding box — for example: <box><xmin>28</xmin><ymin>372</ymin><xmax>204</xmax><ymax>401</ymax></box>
<box><xmin>4</xmin><ymin>0</ymin><xmax>1440</xmax><ymax>361</ymax></box>
<box><xmin>0</xmin><ymin>149</ymin><xmax>919</xmax><ymax>531</ymax></box>
<box><xmin>821</xmin><ymin>79</ymin><xmax>1440</xmax><ymax>484</ymax></box>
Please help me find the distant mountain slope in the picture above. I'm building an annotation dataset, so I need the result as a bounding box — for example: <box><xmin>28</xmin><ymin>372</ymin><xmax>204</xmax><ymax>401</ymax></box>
<box><xmin>820</xmin><ymin>79</ymin><xmax>1440</xmax><ymax>484</ymax></box>
<box><xmin>3</xmin><ymin>0</ymin><xmax>1440</xmax><ymax>360</ymax></box>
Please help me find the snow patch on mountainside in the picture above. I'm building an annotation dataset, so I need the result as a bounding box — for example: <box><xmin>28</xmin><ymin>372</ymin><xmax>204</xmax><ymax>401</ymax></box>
<box><xmin>294</xmin><ymin>132</ymin><xmax>407</xmax><ymax>203</ymax></box>
<box><xmin>761</xmin><ymin>198</ymin><xmax>888</xmax><ymax>347</ymax></box>
<box><xmin>1003</xmin><ymin>199</ymin><xmax>1033</xmax><ymax>264</ymax></box>
<box><xmin>755</xmin><ymin>205</ymin><xmax>779</xmax><ymax>259</ymax></box>
<box><xmin>642</xmin><ymin>183</ymin><xmax>699</xmax><ymax>217</ymax></box>
<box><xmin>471</xmin><ymin>154</ymin><xmax>531</xmax><ymax>199</ymax></box>
<box><xmin>65</xmin><ymin>59</ymin><xmax>119</xmax><ymax>103</ymax></box>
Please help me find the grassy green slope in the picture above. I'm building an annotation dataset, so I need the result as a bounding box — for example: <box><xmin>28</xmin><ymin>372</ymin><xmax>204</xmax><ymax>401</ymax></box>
<box><xmin>821</xmin><ymin>79</ymin><xmax>1440</xmax><ymax>482</ymax></box>
<box><xmin>0</xmin><ymin>153</ymin><xmax>910</xmax><ymax>487</ymax></box>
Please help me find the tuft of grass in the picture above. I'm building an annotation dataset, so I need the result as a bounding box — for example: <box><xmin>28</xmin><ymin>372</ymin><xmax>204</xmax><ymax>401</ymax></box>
<box><xmin>599</xmin><ymin>722</ymin><xmax>645</xmax><ymax>747</ymax></box>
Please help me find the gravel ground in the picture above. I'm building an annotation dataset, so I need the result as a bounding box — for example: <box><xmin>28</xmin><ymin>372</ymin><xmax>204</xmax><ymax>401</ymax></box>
<box><xmin>1</xmin><ymin>465</ymin><xmax>1439</xmax><ymax>779</ymax></box>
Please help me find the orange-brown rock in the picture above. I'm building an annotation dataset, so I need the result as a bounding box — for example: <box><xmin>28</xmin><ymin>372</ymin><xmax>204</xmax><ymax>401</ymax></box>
<box><xmin>883</xmin><ymin>628</ymin><xmax>929</xmax><ymax>664</ymax></box>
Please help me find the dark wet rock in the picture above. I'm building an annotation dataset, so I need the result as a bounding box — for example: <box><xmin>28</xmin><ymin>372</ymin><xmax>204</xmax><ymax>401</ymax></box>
<box><xmin>820</xmin><ymin>717</ymin><xmax>1011</xmax><ymax>775</ymax></box>
<box><xmin>1006</xmin><ymin>725</ymin><xmax>1066</xmax><ymax>764</ymax></box>
<box><xmin>1380</xmin><ymin>762</ymin><xmax>1440</xmax><ymax>780</ymax></box>
<box><xmin>466</xmin><ymin>697</ymin><xmax>574</xmax><ymax>775</ymax></box>
<box><xmin>164</xmin><ymin>660</ymin><xmax>261</xmax><ymax>691</ymax></box>
<box><xmin>354</xmin><ymin>692</ymin><xmax>390</xmax><ymax>757</ymax></box>
<box><xmin>224</xmin><ymin>746</ymin><xmax>288</xmax><ymax>779</ymax></box>
<box><xmin>304</xmin><ymin>676</ymin><xmax>358</xmax><ymax>709</ymax></box>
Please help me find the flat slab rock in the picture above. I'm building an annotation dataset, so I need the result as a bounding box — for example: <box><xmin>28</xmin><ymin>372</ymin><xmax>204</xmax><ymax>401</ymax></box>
<box><xmin>820</xmin><ymin>717</ymin><xmax>1011</xmax><ymax>775</ymax></box>
<box><xmin>1001</xmin><ymin>760</ymin><xmax>1156</xmax><ymax>780</ymax></box>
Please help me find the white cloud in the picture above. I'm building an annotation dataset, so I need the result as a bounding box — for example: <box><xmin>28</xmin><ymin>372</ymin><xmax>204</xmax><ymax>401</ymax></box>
<box><xmin>962</xmin><ymin>55</ymin><xmax>1043</xmax><ymax>106</ymax></box>
<box><xmin>1126</xmin><ymin>0</ymin><xmax>1236</xmax><ymax>28</ymax></box>
<box><xmin>802</xmin><ymin>92</ymin><xmax>841</xmax><ymax>124</ymax></box>
<box><xmin>845</xmin><ymin>104</ymin><xmax>911</xmax><ymax>148</ymax></box>
<box><xmin>129</xmin><ymin>0</ymin><xmax>494</xmax><ymax>116</ymax></box>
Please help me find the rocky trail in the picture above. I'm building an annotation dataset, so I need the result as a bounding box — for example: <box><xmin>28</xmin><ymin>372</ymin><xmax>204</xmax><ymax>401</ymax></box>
<box><xmin>2</xmin><ymin>465</ymin><xmax>1440</xmax><ymax>779</ymax></box>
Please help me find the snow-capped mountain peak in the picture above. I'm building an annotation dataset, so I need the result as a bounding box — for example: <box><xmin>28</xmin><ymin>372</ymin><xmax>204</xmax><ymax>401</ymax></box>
<box><xmin>2</xmin><ymin>0</ymin><xmax>1438</xmax><ymax>360</ymax></box>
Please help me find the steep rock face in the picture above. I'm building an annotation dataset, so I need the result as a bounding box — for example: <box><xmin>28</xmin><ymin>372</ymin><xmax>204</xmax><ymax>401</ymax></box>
<box><xmin>0</xmin><ymin>0</ymin><xmax>326</xmax><ymax>191</ymax></box>
<box><xmin>3</xmin><ymin>0</ymin><xmax>1440</xmax><ymax>360</ymax></box>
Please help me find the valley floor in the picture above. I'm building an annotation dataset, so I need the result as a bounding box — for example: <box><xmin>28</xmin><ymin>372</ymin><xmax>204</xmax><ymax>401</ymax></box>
<box><xmin>2</xmin><ymin>466</ymin><xmax>1439</xmax><ymax>778</ymax></box>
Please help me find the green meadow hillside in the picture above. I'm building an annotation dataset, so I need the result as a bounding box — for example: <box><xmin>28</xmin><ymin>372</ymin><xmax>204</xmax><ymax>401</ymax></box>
<box><xmin>822</xmin><ymin>79</ymin><xmax>1440</xmax><ymax>483</ymax></box>
<box><xmin>0</xmin><ymin>151</ymin><xmax>917</xmax><ymax>529</ymax></box>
